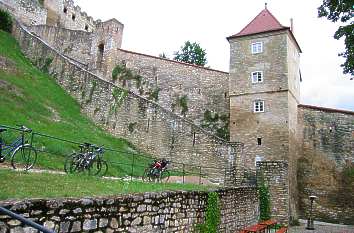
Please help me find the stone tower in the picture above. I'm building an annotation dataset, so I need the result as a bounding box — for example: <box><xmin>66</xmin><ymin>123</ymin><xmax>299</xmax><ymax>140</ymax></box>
<box><xmin>227</xmin><ymin>6</ymin><xmax>301</xmax><ymax>220</ymax></box>
<box><xmin>91</xmin><ymin>19</ymin><xmax>124</xmax><ymax>76</ymax></box>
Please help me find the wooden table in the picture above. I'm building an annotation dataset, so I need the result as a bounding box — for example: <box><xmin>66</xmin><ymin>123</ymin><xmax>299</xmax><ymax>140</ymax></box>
<box><xmin>242</xmin><ymin>224</ymin><xmax>267</xmax><ymax>233</ymax></box>
<box><xmin>259</xmin><ymin>219</ymin><xmax>277</xmax><ymax>233</ymax></box>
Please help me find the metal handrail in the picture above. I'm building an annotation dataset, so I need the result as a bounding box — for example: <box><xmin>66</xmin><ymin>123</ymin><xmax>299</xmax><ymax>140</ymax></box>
<box><xmin>0</xmin><ymin>207</ymin><xmax>55</xmax><ymax>233</ymax></box>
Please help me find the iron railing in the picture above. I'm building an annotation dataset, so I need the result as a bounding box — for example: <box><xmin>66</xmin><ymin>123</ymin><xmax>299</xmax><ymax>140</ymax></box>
<box><xmin>0</xmin><ymin>124</ymin><xmax>230</xmax><ymax>186</ymax></box>
<box><xmin>0</xmin><ymin>207</ymin><xmax>54</xmax><ymax>233</ymax></box>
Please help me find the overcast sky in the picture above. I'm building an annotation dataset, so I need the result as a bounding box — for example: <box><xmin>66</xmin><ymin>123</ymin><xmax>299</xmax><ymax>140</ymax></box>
<box><xmin>75</xmin><ymin>0</ymin><xmax>354</xmax><ymax>111</ymax></box>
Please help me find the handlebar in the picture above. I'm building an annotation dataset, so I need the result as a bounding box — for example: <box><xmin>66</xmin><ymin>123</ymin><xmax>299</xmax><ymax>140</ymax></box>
<box><xmin>16</xmin><ymin>125</ymin><xmax>32</xmax><ymax>133</ymax></box>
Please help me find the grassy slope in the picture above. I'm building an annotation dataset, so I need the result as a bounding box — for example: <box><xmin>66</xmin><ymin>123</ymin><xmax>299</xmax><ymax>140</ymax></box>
<box><xmin>0</xmin><ymin>169</ymin><xmax>209</xmax><ymax>200</ymax></box>
<box><xmin>0</xmin><ymin>30</ymin><xmax>151</xmax><ymax>177</ymax></box>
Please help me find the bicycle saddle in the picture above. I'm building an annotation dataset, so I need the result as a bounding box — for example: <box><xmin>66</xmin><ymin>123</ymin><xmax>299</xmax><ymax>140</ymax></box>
<box><xmin>0</xmin><ymin>128</ymin><xmax>7</xmax><ymax>133</ymax></box>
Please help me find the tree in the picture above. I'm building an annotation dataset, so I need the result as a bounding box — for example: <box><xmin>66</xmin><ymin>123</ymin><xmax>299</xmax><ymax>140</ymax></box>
<box><xmin>0</xmin><ymin>9</ymin><xmax>13</xmax><ymax>33</ymax></box>
<box><xmin>318</xmin><ymin>0</ymin><xmax>354</xmax><ymax>78</ymax></box>
<box><xmin>174</xmin><ymin>41</ymin><xmax>207</xmax><ymax>66</ymax></box>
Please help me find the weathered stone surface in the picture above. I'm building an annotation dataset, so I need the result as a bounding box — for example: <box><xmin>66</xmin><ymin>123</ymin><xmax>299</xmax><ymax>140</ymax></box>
<box><xmin>83</xmin><ymin>219</ymin><xmax>97</xmax><ymax>231</ymax></box>
<box><xmin>70</xmin><ymin>221</ymin><xmax>81</xmax><ymax>232</ymax></box>
<box><xmin>59</xmin><ymin>221</ymin><xmax>70</xmax><ymax>233</ymax></box>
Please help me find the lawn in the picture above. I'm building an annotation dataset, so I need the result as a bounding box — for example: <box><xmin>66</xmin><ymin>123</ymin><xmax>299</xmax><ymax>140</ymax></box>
<box><xmin>0</xmin><ymin>169</ymin><xmax>210</xmax><ymax>201</ymax></box>
<box><xmin>0</xmin><ymin>30</ymin><xmax>152</xmax><ymax>177</ymax></box>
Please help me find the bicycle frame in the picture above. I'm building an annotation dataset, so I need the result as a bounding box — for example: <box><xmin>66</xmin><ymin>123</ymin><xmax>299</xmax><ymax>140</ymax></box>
<box><xmin>0</xmin><ymin>136</ymin><xmax>23</xmax><ymax>159</ymax></box>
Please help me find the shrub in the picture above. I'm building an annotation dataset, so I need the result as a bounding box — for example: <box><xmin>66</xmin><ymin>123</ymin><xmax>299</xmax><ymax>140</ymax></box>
<box><xmin>259</xmin><ymin>178</ymin><xmax>271</xmax><ymax>221</ymax></box>
<box><xmin>0</xmin><ymin>9</ymin><xmax>13</xmax><ymax>33</ymax></box>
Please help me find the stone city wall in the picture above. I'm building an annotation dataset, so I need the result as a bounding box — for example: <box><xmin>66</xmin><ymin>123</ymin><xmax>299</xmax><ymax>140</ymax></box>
<box><xmin>0</xmin><ymin>188</ymin><xmax>259</xmax><ymax>233</ymax></box>
<box><xmin>28</xmin><ymin>25</ymin><xmax>92</xmax><ymax>66</ymax></box>
<box><xmin>44</xmin><ymin>0</ymin><xmax>96</xmax><ymax>32</ymax></box>
<box><xmin>297</xmin><ymin>105</ymin><xmax>354</xmax><ymax>224</ymax></box>
<box><xmin>113</xmin><ymin>49</ymin><xmax>230</xmax><ymax>124</ymax></box>
<box><xmin>0</xmin><ymin>0</ymin><xmax>47</xmax><ymax>26</ymax></box>
<box><xmin>12</xmin><ymin>20</ymin><xmax>241</xmax><ymax>185</ymax></box>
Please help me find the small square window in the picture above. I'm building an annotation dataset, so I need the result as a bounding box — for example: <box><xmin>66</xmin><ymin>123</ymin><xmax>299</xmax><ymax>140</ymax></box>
<box><xmin>254</xmin><ymin>100</ymin><xmax>264</xmax><ymax>113</ymax></box>
<box><xmin>251</xmin><ymin>71</ymin><xmax>263</xmax><ymax>83</ymax></box>
<box><xmin>257</xmin><ymin>138</ymin><xmax>262</xmax><ymax>145</ymax></box>
<box><xmin>251</xmin><ymin>42</ymin><xmax>263</xmax><ymax>54</ymax></box>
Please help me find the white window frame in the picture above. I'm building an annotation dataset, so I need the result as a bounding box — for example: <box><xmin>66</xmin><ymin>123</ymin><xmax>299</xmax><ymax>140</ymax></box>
<box><xmin>251</xmin><ymin>42</ymin><xmax>263</xmax><ymax>54</ymax></box>
<box><xmin>254</xmin><ymin>100</ymin><xmax>265</xmax><ymax>113</ymax></box>
<box><xmin>251</xmin><ymin>71</ymin><xmax>263</xmax><ymax>83</ymax></box>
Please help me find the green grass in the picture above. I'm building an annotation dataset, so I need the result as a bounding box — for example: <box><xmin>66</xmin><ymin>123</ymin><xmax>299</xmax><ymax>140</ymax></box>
<box><xmin>0</xmin><ymin>169</ymin><xmax>210</xmax><ymax>200</ymax></box>
<box><xmin>0</xmin><ymin>30</ymin><xmax>152</xmax><ymax>177</ymax></box>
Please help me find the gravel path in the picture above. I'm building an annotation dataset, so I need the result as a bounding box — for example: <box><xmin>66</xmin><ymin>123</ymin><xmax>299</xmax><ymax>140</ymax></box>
<box><xmin>288</xmin><ymin>220</ymin><xmax>354</xmax><ymax>233</ymax></box>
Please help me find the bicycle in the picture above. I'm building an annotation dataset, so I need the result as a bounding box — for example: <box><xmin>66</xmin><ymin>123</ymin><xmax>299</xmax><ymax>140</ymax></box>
<box><xmin>64</xmin><ymin>143</ymin><xmax>108</xmax><ymax>176</ymax></box>
<box><xmin>0</xmin><ymin>125</ymin><xmax>37</xmax><ymax>171</ymax></box>
<box><xmin>142</xmin><ymin>160</ymin><xmax>170</xmax><ymax>182</ymax></box>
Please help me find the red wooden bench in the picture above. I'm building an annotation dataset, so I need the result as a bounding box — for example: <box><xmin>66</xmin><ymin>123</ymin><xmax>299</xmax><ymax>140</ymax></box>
<box><xmin>240</xmin><ymin>224</ymin><xmax>267</xmax><ymax>233</ymax></box>
<box><xmin>275</xmin><ymin>227</ymin><xmax>288</xmax><ymax>233</ymax></box>
<box><xmin>259</xmin><ymin>219</ymin><xmax>277</xmax><ymax>233</ymax></box>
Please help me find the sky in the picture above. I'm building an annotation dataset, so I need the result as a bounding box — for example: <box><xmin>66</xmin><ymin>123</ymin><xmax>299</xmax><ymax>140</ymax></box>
<box><xmin>75</xmin><ymin>0</ymin><xmax>354</xmax><ymax>111</ymax></box>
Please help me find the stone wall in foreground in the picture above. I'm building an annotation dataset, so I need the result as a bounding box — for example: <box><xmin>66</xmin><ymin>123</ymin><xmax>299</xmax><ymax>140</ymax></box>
<box><xmin>0</xmin><ymin>187</ymin><xmax>258</xmax><ymax>233</ymax></box>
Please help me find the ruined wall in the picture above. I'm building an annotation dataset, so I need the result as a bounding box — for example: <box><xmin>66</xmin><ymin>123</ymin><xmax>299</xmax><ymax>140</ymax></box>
<box><xmin>297</xmin><ymin>105</ymin><xmax>354</xmax><ymax>224</ymax></box>
<box><xmin>11</xmin><ymin>20</ymin><xmax>240</xmax><ymax>185</ymax></box>
<box><xmin>0</xmin><ymin>0</ymin><xmax>47</xmax><ymax>26</ymax></box>
<box><xmin>256</xmin><ymin>161</ymin><xmax>289</xmax><ymax>224</ymax></box>
<box><xmin>112</xmin><ymin>49</ymin><xmax>229</xmax><ymax>125</ymax></box>
<box><xmin>0</xmin><ymin>188</ymin><xmax>258</xmax><ymax>233</ymax></box>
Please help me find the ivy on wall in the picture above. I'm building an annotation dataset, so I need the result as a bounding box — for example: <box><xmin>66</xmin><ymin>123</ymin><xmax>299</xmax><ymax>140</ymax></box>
<box><xmin>86</xmin><ymin>80</ymin><xmax>97</xmax><ymax>104</ymax></box>
<box><xmin>148</xmin><ymin>87</ymin><xmax>160</xmax><ymax>101</ymax></box>
<box><xmin>201</xmin><ymin>110</ymin><xmax>229</xmax><ymax>141</ymax></box>
<box><xmin>258</xmin><ymin>177</ymin><xmax>271</xmax><ymax>221</ymax></box>
<box><xmin>196</xmin><ymin>192</ymin><xmax>220</xmax><ymax>233</ymax></box>
<box><xmin>128</xmin><ymin>122</ymin><xmax>137</xmax><ymax>133</ymax></box>
<box><xmin>112</xmin><ymin>64</ymin><xmax>142</xmax><ymax>89</ymax></box>
<box><xmin>110</xmin><ymin>87</ymin><xmax>128</xmax><ymax>115</ymax></box>
<box><xmin>179</xmin><ymin>95</ymin><xmax>188</xmax><ymax>116</ymax></box>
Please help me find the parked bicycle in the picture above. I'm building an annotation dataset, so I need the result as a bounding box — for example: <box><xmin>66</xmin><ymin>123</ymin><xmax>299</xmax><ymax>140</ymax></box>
<box><xmin>0</xmin><ymin>125</ymin><xmax>37</xmax><ymax>170</ymax></box>
<box><xmin>142</xmin><ymin>159</ymin><xmax>170</xmax><ymax>182</ymax></box>
<box><xmin>64</xmin><ymin>143</ymin><xmax>108</xmax><ymax>176</ymax></box>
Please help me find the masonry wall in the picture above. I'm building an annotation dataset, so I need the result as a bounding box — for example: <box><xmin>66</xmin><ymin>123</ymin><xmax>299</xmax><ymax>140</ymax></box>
<box><xmin>109</xmin><ymin>50</ymin><xmax>230</xmax><ymax>125</ymax></box>
<box><xmin>0</xmin><ymin>188</ymin><xmax>259</xmax><ymax>233</ymax></box>
<box><xmin>0</xmin><ymin>0</ymin><xmax>47</xmax><ymax>26</ymax></box>
<box><xmin>11</xmin><ymin>20</ymin><xmax>240</xmax><ymax>185</ymax></box>
<box><xmin>297</xmin><ymin>105</ymin><xmax>354</xmax><ymax>224</ymax></box>
<box><xmin>256</xmin><ymin>161</ymin><xmax>289</xmax><ymax>224</ymax></box>
<box><xmin>29</xmin><ymin>25</ymin><xmax>92</xmax><ymax>66</ymax></box>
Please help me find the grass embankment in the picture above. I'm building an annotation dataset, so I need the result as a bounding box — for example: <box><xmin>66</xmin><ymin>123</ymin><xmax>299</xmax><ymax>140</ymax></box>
<box><xmin>0</xmin><ymin>169</ymin><xmax>209</xmax><ymax>201</ymax></box>
<box><xmin>0</xmin><ymin>30</ymin><xmax>151</xmax><ymax>177</ymax></box>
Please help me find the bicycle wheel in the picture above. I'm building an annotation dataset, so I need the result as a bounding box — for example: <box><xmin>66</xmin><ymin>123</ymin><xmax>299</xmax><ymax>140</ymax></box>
<box><xmin>159</xmin><ymin>170</ymin><xmax>170</xmax><ymax>183</ymax></box>
<box><xmin>11</xmin><ymin>144</ymin><xmax>37</xmax><ymax>171</ymax></box>
<box><xmin>89</xmin><ymin>159</ymin><xmax>108</xmax><ymax>176</ymax></box>
<box><xmin>64</xmin><ymin>153</ymin><xmax>80</xmax><ymax>173</ymax></box>
<box><xmin>142</xmin><ymin>168</ymin><xmax>153</xmax><ymax>182</ymax></box>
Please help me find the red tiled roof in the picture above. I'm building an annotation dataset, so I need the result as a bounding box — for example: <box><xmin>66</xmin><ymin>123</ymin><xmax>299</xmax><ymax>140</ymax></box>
<box><xmin>227</xmin><ymin>8</ymin><xmax>288</xmax><ymax>39</ymax></box>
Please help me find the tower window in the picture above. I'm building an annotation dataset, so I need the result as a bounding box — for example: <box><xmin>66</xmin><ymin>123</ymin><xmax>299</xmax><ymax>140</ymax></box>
<box><xmin>251</xmin><ymin>42</ymin><xmax>263</xmax><ymax>54</ymax></box>
<box><xmin>257</xmin><ymin>138</ymin><xmax>262</xmax><ymax>145</ymax></box>
<box><xmin>254</xmin><ymin>100</ymin><xmax>264</xmax><ymax>113</ymax></box>
<box><xmin>251</xmin><ymin>71</ymin><xmax>263</xmax><ymax>83</ymax></box>
<box><xmin>63</xmin><ymin>7</ymin><xmax>67</xmax><ymax>14</ymax></box>
<box><xmin>85</xmin><ymin>25</ymin><xmax>89</xmax><ymax>31</ymax></box>
<box><xmin>72</xmin><ymin>14</ymin><xmax>76</xmax><ymax>21</ymax></box>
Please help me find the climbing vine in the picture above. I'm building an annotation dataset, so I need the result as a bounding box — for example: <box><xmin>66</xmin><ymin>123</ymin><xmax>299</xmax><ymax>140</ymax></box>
<box><xmin>196</xmin><ymin>192</ymin><xmax>220</xmax><ymax>233</ymax></box>
<box><xmin>258</xmin><ymin>177</ymin><xmax>271</xmax><ymax>221</ymax></box>
<box><xmin>148</xmin><ymin>87</ymin><xmax>160</xmax><ymax>101</ymax></box>
<box><xmin>110</xmin><ymin>87</ymin><xmax>128</xmax><ymax>114</ymax></box>
<box><xmin>86</xmin><ymin>80</ymin><xmax>97</xmax><ymax>103</ymax></box>
<box><xmin>201</xmin><ymin>110</ymin><xmax>229</xmax><ymax>140</ymax></box>
<box><xmin>179</xmin><ymin>95</ymin><xmax>188</xmax><ymax>115</ymax></box>
<box><xmin>128</xmin><ymin>122</ymin><xmax>137</xmax><ymax>133</ymax></box>
<box><xmin>111</xmin><ymin>64</ymin><xmax>143</xmax><ymax>89</ymax></box>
